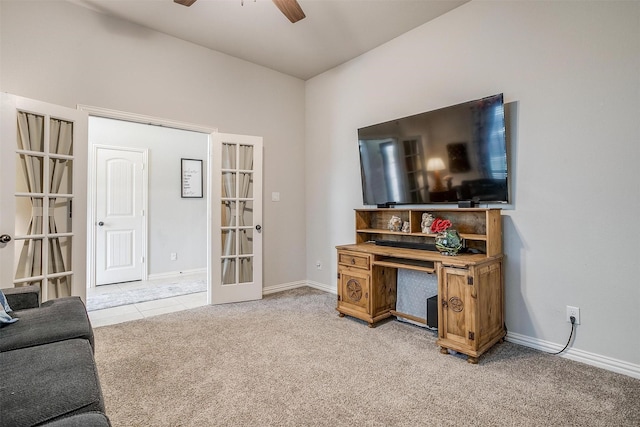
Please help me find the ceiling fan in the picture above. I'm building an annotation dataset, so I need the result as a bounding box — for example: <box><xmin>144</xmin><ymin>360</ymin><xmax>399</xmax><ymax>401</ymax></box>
<box><xmin>174</xmin><ymin>0</ymin><xmax>306</xmax><ymax>24</ymax></box>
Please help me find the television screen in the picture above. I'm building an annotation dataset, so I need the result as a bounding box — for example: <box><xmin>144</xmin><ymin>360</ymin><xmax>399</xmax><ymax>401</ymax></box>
<box><xmin>358</xmin><ymin>94</ymin><xmax>508</xmax><ymax>206</ymax></box>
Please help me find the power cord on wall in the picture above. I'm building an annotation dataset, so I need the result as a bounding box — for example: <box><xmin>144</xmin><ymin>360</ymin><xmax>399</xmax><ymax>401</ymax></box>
<box><xmin>549</xmin><ymin>315</ymin><xmax>576</xmax><ymax>355</ymax></box>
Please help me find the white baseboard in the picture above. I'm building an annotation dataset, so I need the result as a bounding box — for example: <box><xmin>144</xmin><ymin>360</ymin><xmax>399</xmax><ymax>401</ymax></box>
<box><xmin>506</xmin><ymin>331</ymin><xmax>640</xmax><ymax>379</ymax></box>
<box><xmin>147</xmin><ymin>268</ymin><xmax>206</xmax><ymax>281</ymax></box>
<box><xmin>304</xmin><ymin>280</ymin><xmax>336</xmax><ymax>294</ymax></box>
<box><xmin>262</xmin><ymin>280</ymin><xmax>308</xmax><ymax>295</ymax></box>
<box><xmin>263</xmin><ymin>280</ymin><xmax>336</xmax><ymax>295</ymax></box>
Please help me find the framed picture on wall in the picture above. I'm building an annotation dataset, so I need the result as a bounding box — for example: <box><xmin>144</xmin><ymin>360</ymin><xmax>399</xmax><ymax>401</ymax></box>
<box><xmin>181</xmin><ymin>158</ymin><xmax>203</xmax><ymax>198</ymax></box>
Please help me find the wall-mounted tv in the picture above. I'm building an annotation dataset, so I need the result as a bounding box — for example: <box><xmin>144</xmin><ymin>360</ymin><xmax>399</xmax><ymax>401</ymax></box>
<box><xmin>358</xmin><ymin>93</ymin><xmax>508</xmax><ymax>206</ymax></box>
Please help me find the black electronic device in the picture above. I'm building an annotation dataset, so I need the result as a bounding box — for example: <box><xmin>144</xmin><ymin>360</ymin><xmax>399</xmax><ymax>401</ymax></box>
<box><xmin>458</xmin><ymin>200</ymin><xmax>478</xmax><ymax>208</ymax></box>
<box><xmin>374</xmin><ymin>240</ymin><xmax>437</xmax><ymax>251</ymax></box>
<box><xmin>427</xmin><ymin>295</ymin><xmax>438</xmax><ymax>329</ymax></box>
<box><xmin>461</xmin><ymin>247</ymin><xmax>484</xmax><ymax>255</ymax></box>
<box><xmin>358</xmin><ymin>93</ymin><xmax>508</xmax><ymax>205</ymax></box>
<box><xmin>376</xmin><ymin>202</ymin><xmax>395</xmax><ymax>208</ymax></box>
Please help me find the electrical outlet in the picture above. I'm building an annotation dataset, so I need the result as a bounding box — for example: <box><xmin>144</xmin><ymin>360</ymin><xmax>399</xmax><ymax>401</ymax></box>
<box><xmin>566</xmin><ymin>306</ymin><xmax>580</xmax><ymax>324</ymax></box>
<box><xmin>170</xmin><ymin>252</ymin><xmax>177</xmax><ymax>261</ymax></box>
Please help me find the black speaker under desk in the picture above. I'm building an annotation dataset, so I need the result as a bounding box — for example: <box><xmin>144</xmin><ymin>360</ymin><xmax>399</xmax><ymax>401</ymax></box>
<box><xmin>427</xmin><ymin>295</ymin><xmax>438</xmax><ymax>329</ymax></box>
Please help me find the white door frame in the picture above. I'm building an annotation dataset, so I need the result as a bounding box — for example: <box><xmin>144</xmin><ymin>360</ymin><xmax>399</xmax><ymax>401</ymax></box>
<box><xmin>92</xmin><ymin>144</ymin><xmax>148</xmax><ymax>286</ymax></box>
<box><xmin>79</xmin><ymin>105</ymin><xmax>217</xmax><ymax>291</ymax></box>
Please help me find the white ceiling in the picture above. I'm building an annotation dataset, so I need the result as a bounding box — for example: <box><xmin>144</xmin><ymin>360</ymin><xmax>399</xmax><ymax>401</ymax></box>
<box><xmin>69</xmin><ymin>0</ymin><xmax>468</xmax><ymax>80</ymax></box>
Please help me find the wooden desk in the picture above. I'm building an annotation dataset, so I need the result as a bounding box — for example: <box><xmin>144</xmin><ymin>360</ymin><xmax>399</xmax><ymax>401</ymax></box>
<box><xmin>336</xmin><ymin>208</ymin><xmax>506</xmax><ymax>363</ymax></box>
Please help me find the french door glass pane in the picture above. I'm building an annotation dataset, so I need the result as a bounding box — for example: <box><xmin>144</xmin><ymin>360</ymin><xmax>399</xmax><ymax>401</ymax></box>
<box><xmin>222</xmin><ymin>230</ymin><xmax>236</xmax><ymax>256</ymax></box>
<box><xmin>49</xmin><ymin>158</ymin><xmax>73</xmax><ymax>194</ymax></box>
<box><xmin>240</xmin><ymin>200</ymin><xmax>253</xmax><ymax>226</ymax></box>
<box><xmin>222</xmin><ymin>143</ymin><xmax>236</xmax><ymax>169</ymax></box>
<box><xmin>239</xmin><ymin>145</ymin><xmax>253</xmax><ymax>170</ymax></box>
<box><xmin>49</xmin><ymin>119</ymin><xmax>73</xmax><ymax>156</ymax></box>
<box><xmin>48</xmin><ymin>236</ymin><xmax>72</xmax><ymax>273</ymax></box>
<box><xmin>20</xmin><ymin>279</ymin><xmax>43</xmax><ymax>289</ymax></box>
<box><xmin>222</xmin><ymin>172</ymin><xmax>236</xmax><ymax>197</ymax></box>
<box><xmin>17</xmin><ymin>113</ymin><xmax>44</xmax><ymax>152</ymax></box>
<box><xmin>17</xmin><ymin>155</ymin><xmax>44</xmax><ymax>193</ymax></box>
<box><xmin>239</xmin><ymin>172</ymin><xmax>253</xmax><ymax>198</ymax></box>
<box><xmin>48</xmin><ymin>275</ymin><xmax>71</xmax><ymax>298</ymax></box>
<box><xmin>15</xmin><ymin>238</ymin><xmax>43</xmax><ymax>279</ymax></box>
<box><xmin>49</xmin><ymin>198</ymin><xmax>72</xmax><ymax>234</ymax></box>
<box><xmin>222</xmin><ymin>258</ymin><xmax>235</xmax><ymax>285</ymax></box>
<box><xmin>239</xmin><ymin>229</ymin><xmax>253</xmax><ymax>255</ymax></box>
<box><xmin>221</xmin><ymin>201</ymin><xmax>236</xmax><ymax>227</ymax></box>
<box><xmin>239</xmin><ymin>257</ymin><xmax>253</xmax><ymax>283</ymax></box>
<box><xmin>15</xmin><ymin>196</ymin><xmax>42</xmax><ymax>236</ymax></box>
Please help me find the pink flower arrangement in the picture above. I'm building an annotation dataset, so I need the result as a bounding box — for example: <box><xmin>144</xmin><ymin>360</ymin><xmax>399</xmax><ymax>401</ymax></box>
<box><xmin>430</xmin><ymin>218</ymin><xmax>452</xmax><ymax>233</ymax></box>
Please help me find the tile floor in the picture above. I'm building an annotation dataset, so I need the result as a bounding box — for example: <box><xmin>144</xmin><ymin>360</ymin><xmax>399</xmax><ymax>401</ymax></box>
<box><xmin>87</xmin><ymin>276</ymin><xmax>208</xmax><ymax>328</ymax></box>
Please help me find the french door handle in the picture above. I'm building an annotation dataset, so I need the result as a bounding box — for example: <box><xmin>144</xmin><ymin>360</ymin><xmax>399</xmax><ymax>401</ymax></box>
<box><xmin>0</xmin><ymin>234</ymin><xmax>12</xmax><ymax>244</ymax></box>
<box><xmin>255</xmin><ymin>225</ymin><xmax>262</xmax><ymax>233</ymax></box>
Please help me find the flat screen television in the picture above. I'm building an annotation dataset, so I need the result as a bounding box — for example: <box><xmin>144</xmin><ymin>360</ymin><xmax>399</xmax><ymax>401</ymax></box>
<box><xmin>358</xmin><ymin>93</ymin><xmax>508</xmax><ymax>206</ymax></box>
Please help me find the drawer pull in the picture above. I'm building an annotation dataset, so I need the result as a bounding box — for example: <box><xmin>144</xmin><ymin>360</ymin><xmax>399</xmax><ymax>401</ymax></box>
<box><xmin>351</xmin><ymin>258</ymin><xmax>356</xmax><ymax>265</ymax></box>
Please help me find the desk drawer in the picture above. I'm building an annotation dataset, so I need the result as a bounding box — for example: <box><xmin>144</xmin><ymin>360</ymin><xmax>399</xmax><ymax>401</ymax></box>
<box><xmin>338</xmin><ymin>251</ymin><xmax>370</xmax><ymax>270</ymax></box>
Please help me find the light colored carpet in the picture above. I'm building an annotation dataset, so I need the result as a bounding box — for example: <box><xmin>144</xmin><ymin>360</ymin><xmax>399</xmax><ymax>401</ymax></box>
<box><xmin>86</xmin><ymin>280</ymin><xmax>206</xmax><ymax>311</ymax></box>
<box><xmin>93</xmin><ymin>287</ymin><xmax>640</xmax><ymax>426</ymax></box>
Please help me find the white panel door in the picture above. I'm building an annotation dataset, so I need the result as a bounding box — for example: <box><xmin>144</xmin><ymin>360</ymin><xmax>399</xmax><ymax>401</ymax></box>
<box><xmin>210</xmin><ymin>133</ymin><xmax>263</xmax><ymax>304</ymax></box>
<box><xmin>0</xmin><ymin>94</ymin><xmax>88</xmax><ymax>302</ymax></box>
<box><xmin>95</xmin><ymin>147</ymin><xmax>145</xmax><ymax>285</ymax></box>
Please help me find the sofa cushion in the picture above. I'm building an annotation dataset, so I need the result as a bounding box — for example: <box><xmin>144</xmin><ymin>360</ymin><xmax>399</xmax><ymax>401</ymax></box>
<box><xmin>0</xmin><ymin>339</ymin><xmax>106</xmax><ymax>427</ymax></box>
<box><xmin>0</xmin><ymin>289</ymin><xmax>19</xmax><ymax>325</ymax></box>
<box><xmin>0</xmin><ymin>297</ymin><xmax>94</xmax><ymax>353</ymax></box>
<box><xmin>40</xmin><ymin>412</ymin><xmax>111</xmax><ymax>427</ymax></box>
<box><xmin>2</xmin><ymin>284</ymin><xmax>41</xmax><ymax>311</ymax></box>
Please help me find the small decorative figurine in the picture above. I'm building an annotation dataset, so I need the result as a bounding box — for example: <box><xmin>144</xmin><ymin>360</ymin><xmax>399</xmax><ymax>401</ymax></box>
<box><xmin>421</xmin><ymin>212</ymin><xmax>435</xmax><ymax>233</ymax></box>
<box><xmin>388</xmin><ymin>215</ymin><xmax>402</xmax><ymax>232</ymax></box>
<box><xmin>401</xmin><ymin>221</ymin><xmax>410</xmax><ymax>233</ymax></box>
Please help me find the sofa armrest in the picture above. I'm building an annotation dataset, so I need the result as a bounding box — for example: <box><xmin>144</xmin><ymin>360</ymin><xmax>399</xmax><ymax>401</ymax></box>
<box><xmin>2</xmin><ymin>284</ymin><xmax>41</xmax><ymax>310</ymax></box>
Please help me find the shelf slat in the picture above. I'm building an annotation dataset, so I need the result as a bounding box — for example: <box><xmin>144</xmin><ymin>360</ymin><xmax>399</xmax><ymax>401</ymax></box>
<box><xmin>357</xmin><ymin>228</ymin><xmax>487</xmax><ymax>241</ymax></box>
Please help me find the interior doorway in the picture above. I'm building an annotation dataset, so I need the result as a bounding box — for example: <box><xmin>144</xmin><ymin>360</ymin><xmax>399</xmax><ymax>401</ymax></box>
<box><xmin>80</xmin><ymin>106</ymin><xmax>264</xmax><ymax>325</ymax></box>
<box><xmin>85</xmin><ymin>112</ymin><xmax>211</xmax><ymax>316</ymax></box>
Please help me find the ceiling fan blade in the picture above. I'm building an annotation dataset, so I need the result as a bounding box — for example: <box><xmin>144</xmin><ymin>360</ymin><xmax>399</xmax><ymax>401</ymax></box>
<box><xmin>272</xmin><ymin>0</ymin><xmax>306</xmax><ymax>23</ymax></box>
<box><xmin>174</xmin><ymin>0</ymin><xmax>197</xmax><ymax>6</ymax></box>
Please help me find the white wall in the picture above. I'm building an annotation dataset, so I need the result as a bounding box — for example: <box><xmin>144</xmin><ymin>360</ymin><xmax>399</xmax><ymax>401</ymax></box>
<box><xmin>305</xmin><ymin>1</ymin><xmax>640</xmax><ymax>373</ymax></box>
<box><xmin>89</xmin><ymin>117</ymin><xmax>208</xmax><ymax>277</ymax></box>
<box><xmin>0</xmin><ymin>0</ymin><xmax>307</xmax><ymax>289</ymax></box>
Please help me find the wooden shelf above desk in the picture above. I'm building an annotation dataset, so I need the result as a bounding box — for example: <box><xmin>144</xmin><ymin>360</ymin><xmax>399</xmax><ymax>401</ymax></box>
<box><xmin>354</xmin><ymin>208</ymin><xmax>501</xmax><ymax>257</ymax></box>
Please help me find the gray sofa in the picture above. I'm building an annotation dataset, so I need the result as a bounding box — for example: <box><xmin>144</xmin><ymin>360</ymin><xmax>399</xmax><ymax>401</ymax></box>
<box><xmin>0</xmin><ymin>285</ymin><xmax>111</xmax><ymax>427</ymax></box>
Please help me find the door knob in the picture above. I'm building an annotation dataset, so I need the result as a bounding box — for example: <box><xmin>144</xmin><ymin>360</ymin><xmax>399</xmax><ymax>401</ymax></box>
<box><xmin>0</xmin><ymin>234</ymin><xmax>12</xmax><ymax>243</ymax></box>
<box><xmin>98</xmin><ymin>221</ymin><xmax>104</xmax><ymax>226</ymax></box>
<box><xmin>255</xmin><ymin>225</ymin><xmax>262</xmax><ymax>233</ymax></box>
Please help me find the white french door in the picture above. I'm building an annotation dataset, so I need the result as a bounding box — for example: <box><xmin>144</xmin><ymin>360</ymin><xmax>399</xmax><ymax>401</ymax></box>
<box><xmin>95</xmin><ymin>146</ymin><xmax>146</xmax><ymax>285</ymax></box>
<box><xmin>210</xmin><ymin>133</ymin><xmax>263</xmax><ymax>304</ymax></box>
<box><xmin>0</xmin><ymin>94</ymin><xmax>88</xmax><ymax>302</ymax></box>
